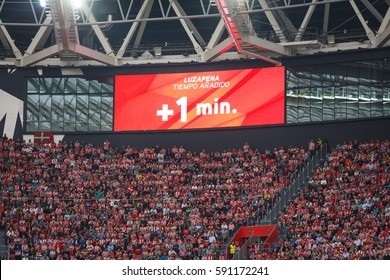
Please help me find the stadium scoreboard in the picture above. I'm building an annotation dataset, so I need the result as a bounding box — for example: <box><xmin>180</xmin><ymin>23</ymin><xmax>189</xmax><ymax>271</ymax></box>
<box><xmin>114</xmin><ymin>67</ymin><xmax>285</xmax><ymax>131</ymax></box>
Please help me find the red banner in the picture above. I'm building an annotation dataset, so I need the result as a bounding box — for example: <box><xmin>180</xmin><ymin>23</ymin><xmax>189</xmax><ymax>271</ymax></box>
<box><xmin>114</xmin><ymin>67</ymin><xmax>285</xmax><ymax>131</ymax></box>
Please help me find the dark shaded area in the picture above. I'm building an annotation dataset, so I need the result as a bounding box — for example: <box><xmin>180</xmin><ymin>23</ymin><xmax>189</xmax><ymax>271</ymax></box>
<box><xmin>62</xmin><ymin>117</ymin><xmax>390</xmax><ymax>152</ymax></box>
<box><xmin>0</xmin><ymin>68</ymin><xmax>28</xmax><ymax>100</ymax></box>
<box><xmin>13</xmin><ymin>114</ymin><xmax>23</xmax><ymax>142</ymax></box>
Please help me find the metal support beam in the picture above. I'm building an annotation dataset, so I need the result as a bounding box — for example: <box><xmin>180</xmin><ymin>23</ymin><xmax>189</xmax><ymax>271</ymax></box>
<box><xmin>133</xmin><ymin>0</ymin><xmax>154</xmax><ymax>49</ymax></box>
<box><xmin>295</xmin><ymin>0</ymin><xmax>318</xmax><ymax>42</ymax></box>
<box><xmin>213</xmin><ymin>0</ymin><xmax>245</xmax><ymax>53</ymax></box>
<box><xmin>0</xmin><ymin>0</ymin><xmax>353</xmax><ymax>28</ymax></box>
<box><xmin>21</xmin><ymin>44</ymin><xmax>59</xmax><ymax>66</ymax></box>
<box><xmin>243</xmin><ymin>0</ymin><xmax>350</xmax><ymax>16</ymax></box>
<box><xmin>0</xmin><ymin>2</ymin><xmax>10</xmax><ymax>51</ymax></box>
<box><xmin>122</xmin><ymin>54</ymin><xmax>197</xmax><ymax>65</ymax></box>
<box><xmin>349</xmin><ymin>0</ymin><xmax>375</xmax><ymax>41</ymax></box>
<box><xmin>81</xmin><ymin>6</ymin><xmax>114</xmax><ymax>56</ymax></box>
<box><xmin>206</xmin><ymin>19</ymin><xmax>225</xmax><ymax>50</ymax></box>
<box><xmin>54</xmin><ymin>0</ymin><xmax>71</xmax><ymax>49</ymax></box>
<box><xmin>170</xmin><ymin>0</ymin><xmax>203</xmax><ymax>55</ymax></box>
<box><xmin>298</xmin><ymin>41</ymin><xmax>371</xmax><ymax>54</ymax></box>
<box><xmin>376</xmin><ymin>24</ymin><xmax>390</xmax><ymax>47</ymax></box>
<box><xmin>247</xmin><ymin>35</ymin><xmax>288</xmax><ymax>55</ymax></box>
<box><xmin>117</xmin><ymin>0</ymin><xmax>151</xmax><ymax>59</ymax></box>
<box><xmin>212</xmin><ymin>51</ymin><xmax>246</xmax><ymax>61</ymax></box>
<box><xmin>240</xmin><ymin>49</ymin><xmax>279</xmax><ymax>65</ymax></box>
<box><xmin>323</xmin><ymin>0</ymin><xmax>330</xmax><ymax>34</ymax></box>
<box><xmin>258</xmin><ymin>0</ymin><xmax>287</xmax><ymax>43</ymax></box>
<box><xmin>378</xmin><ymin>8</ymin><xmax>390</xmax><ymax>34</ymax></box>
<box><xmin>0</xmin><ymin>20</ymin><xmax>22</xmax><ymax>60</ymax></box>
<box><xmin>204</xmin><ymin>37</ymin><xmax>234</xmax><ymax>61</ymax></box>
<box><xmin>24</xmin><ymin>15</ymin><xmax>53</xmax><ymax>56</ymax></box>
<box><xmin>72</xmin><ymin>43</ymin><xmax>117</xmax><ymax>65</ymax></box>
<box><xmin>280</xmin><ymin>40</ymin><xmax>322</xmax><ymax>47</ymax></box>
<box><xmin>169</xmin><ymin>0</ymin><xmax>206</xmax><ymax>45</ymax></box>
<box><xmin>360</xmin><ymin>0</ymin><xmax>383</xmax><ymax>23</ymax></box>
<box><xmin>0</xmin><ymin>0</ymin><xmax>5</xmax><ymax>15</ymax></box>
<box><xmin>0</xmin><ymin>28</ymin><xmax>10</xmax><ymax>49</ymax></box>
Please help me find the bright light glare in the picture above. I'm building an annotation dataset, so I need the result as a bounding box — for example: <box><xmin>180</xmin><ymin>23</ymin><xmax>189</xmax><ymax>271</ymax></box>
<box><xmin>71</xmin><ymin>0</ymin><xmax>82</xmax><ymax>9</ymax></box>
<box><xmin>39</xmin><ymin>0</ymin><xmax>46</xmax><ymax>8</ymax></box>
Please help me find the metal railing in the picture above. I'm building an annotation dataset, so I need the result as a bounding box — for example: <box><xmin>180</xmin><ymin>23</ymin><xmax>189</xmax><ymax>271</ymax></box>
<box><xmin>232</xmin><ymin>238</ymin><xmax>273</xmax><ymax>260</ymax></box>
<box><xmin>223</xmin><ymin>148</ymin><xmax>320</xmax><ymax>259</ymax></box>
<box><xmin>229</xmin><ymin>144</ymin><xmax>327</xmax><ymax>260</ymax></box>
<box><xmin>0</xmin><ymin>245</ymin><xmax>9</xmax><ymax>260</ymax></box>
<box><xmin>231</xmin><ymin>234</ymin><xmax>255</xmax><ymax>260</ymax></box>
<box><xmin>260</xmin><ymin>143</ymin><xmax>328</xmax><ymax>225</ymax></box>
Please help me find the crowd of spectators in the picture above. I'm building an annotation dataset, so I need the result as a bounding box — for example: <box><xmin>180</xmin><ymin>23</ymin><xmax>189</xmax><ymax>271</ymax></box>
<box><xmin>0</xmin><ymin>136</ymin><xmax>309</xmax><ymax>260</ymax></box>
<box><xmin>250</xmin><ymin>140</ymin><xmax>390</xmax><ymax>260</ymax></box>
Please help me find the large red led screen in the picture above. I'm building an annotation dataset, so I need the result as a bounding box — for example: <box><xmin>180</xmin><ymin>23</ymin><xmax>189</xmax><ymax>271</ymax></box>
<box><xmin>114</xmin><ymin>67</ymin><xmax>285</xmax><ymax>131</ymax></box>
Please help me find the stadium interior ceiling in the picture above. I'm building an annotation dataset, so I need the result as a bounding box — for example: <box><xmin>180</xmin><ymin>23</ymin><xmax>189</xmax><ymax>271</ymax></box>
<box><xmin>0</xmin><ymin>0</ymin><xmax>389</xmax><ymax>67</ymax></box>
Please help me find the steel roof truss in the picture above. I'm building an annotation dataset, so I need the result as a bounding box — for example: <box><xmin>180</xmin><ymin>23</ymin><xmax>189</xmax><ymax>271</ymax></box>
<box><xmin>117</xmin><ymin>0</ymin><xmax>152</xmax><ymax>59</ymax></box>
<box><xmin>133</xmin><ymin>0</ymin><xmax>154</xmax><ymax>49</ymax></box>
<box><xmin>71</xmin><ymin>43</ymin><xmax>116</xmax><ymax>65</ymax></box>
<box><xmin>125</xmin><ymin>0</ymin><xmax>135</xmax><ymax>20</ymax></box>
<box><xmin>247</xmin><ymin>35</ymin><xmax>288</xmax><ymax>56</ymax></box>
<box><xmin>53</xmin><ymin>0</ymin><xmax>70</xmax><ymax>49</ymax></box>
<box><xmin>81</xmin><ymin>6</ymin><xmax>114</xmax><ymax>56</ymax></box>
<box><xmin>323</xmin><ymin>0</ymin><xmax>330</xmax><ymax>34</ymax></box>
<box><xmin>171</xmin><ymin>0</ymin><xmax>204</xmax><ymax>55</ymax></box>
<box><xmin>376</xmin><ymin>24</ymin><xmax>390</xmax><ymax>47</ymax></box>
<box><xmin>170</xmin><ymin>0</ymin><xmax>206</xmax><ymax>45</ymax></box>
<box><xmin>257</xmin><ymin>0</ymin><xmax>287</xmax><ymax>43</ymax></box>
<box><xmin>206</xmin><ymin>18</ymin><xmax>226</xmax><ymax>50</ymax></box>
<box><xmin>0</xmin><ymin>26</ymin><xmax>10</xmax><ymax>49</ymax></box>
<box><xmin>240</xmin><ymin>49</ymin><xmax>279</xmax><ymax>65</ymax></box>
<box><xmin>21</xmin><ymin>44</ymin><xmax>59</xmax><ymax>66</ymax></box>
<box><xmin>29</xmin><ymin>0</ymin><xmax>39</xmax><ymax>24</ymax></box>
<box><xmin>24</xmin><ymin>15</ymin><xmax>53</xmax><ymax>56</ymax></box>
<box><xmin>204</xmin><ymin>37</ymin><xmax>234</xmax><ymax>61</ymax></box>
<box><xmin>0</xmin><ymin>0</ymin><xmax>5</xmax><ymax>13</ymax></box>
<box><xmin>349</xmin><ymin>0</ymin><xmax>375</xmax><ymax>41</ymax></box>
<box><xmin>378</xmin><ymin>8</ymin><xmax>390</xmax><ymax>34</ymax></box>
<box><xmin>158</xmin><ymin>0</ymin><xmax>172</xmax><ymax>17</ymax></box>
<box><xmin>360</xmin><ymin>0</ymin><xmax>383</xmax><ymax>23</ymax></box>
<box><xmin>0</xmin><ymin>19</ymin><xmax>22</xmax><ymax>59</ymax></box>
<box><xmin>116</xmin><ymin>0</ymin><xmax>125</xmax><ymax>20</ymax></box>
<box><xmin>295</xmin><ymin>0</ymin><xmax>318</xmax><ymax>42</ymax></box>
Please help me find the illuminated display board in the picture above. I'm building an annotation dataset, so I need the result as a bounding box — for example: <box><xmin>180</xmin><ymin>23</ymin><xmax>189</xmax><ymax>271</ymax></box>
<box><xmin>114</xmin><ymin>67</ymin><xmax>285</xmax><ymax>131</ymax></box>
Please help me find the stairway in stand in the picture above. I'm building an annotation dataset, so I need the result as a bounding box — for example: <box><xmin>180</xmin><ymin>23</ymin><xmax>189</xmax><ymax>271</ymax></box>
<box><xmin>0</xmin><ymin>230</ymin><xmax>8</xmax><ymax>259</ymax></box>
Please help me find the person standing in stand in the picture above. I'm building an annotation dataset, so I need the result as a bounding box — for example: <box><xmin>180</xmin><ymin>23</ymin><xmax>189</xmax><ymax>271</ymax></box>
<box><xmin>229</xmin><ymin>242</ymin><xmax>236</xmax><ymax>259</ymax></box>
<box><xmin>309</xmin><ymin>139</ymin><xmax>316</xmax><ymax>157</ymax></box>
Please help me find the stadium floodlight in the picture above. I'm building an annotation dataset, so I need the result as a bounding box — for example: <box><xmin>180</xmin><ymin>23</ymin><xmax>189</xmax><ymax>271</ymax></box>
<box><xmin>71</xmin><ymin>0</ymin><xmax>82</xmax><ymax>9</ymax></box>
<box><xmin>39</xmin><ymin>0</ymin><xmax>46</xmax><ymax>7</ymax></box>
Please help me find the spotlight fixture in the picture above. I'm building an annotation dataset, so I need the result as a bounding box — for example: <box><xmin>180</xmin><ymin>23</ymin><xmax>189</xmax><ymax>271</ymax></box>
<box><xmin>71</xmin><ymin>0</ymin><xmax>82</xmax><ymax>9</ymax></box>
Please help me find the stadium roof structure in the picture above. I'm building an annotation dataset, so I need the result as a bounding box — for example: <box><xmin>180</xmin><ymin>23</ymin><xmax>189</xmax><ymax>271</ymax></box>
<box><xmin>0</xmin><ymin>0</ymin><xmax>389</xmax><ymax>67</ymax></box>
